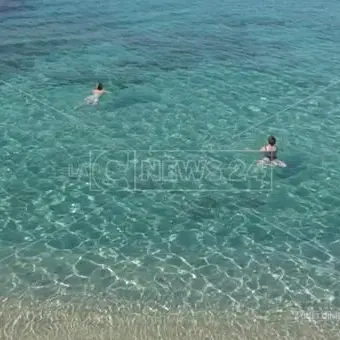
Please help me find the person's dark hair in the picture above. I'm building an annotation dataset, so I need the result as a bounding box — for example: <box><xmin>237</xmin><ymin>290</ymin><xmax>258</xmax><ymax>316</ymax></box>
<box><xmin>97</xmin><ymin>83</ymin><xmax>103</xmax><ymax>90</ymax></box>
<box><xmin>268</xmin><ymin>135</ymin><xmax>276</xmax><ymax>146</ymax></box>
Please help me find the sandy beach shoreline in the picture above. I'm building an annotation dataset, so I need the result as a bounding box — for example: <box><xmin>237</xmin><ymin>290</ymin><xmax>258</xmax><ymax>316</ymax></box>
<box><xmin>0</xmin><ymin>297</ymin><xmax>339</xmax><ymax>340</ymax></box>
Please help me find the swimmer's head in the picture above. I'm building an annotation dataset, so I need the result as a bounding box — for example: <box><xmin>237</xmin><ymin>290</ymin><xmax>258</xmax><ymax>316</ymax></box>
<box><xmin>268</xmin><ymin>135</ymin><xmax>276</xmax><ymax>146</ymax></box>
<box><xmin>96</xmin><ymin>83</ymin><xmax>103</xmax><ymax>90</ymax></box>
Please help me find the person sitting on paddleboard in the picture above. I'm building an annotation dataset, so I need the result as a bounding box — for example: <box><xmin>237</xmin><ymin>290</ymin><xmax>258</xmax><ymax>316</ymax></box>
<box><xmin>260</xmin><ymin>135</ymin><xmax>277</xmax><ymax>161</ymax></box>
<box><xmin>257</xmin><ymin>135</ymin><xmax>287</xmax><ymax>167</ymax></box>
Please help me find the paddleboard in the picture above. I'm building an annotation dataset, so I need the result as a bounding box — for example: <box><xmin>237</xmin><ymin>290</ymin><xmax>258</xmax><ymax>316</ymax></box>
<box><xmin>257</xmin><ymin>158</ymin><xmax>287</xmax><ymax>168</ymax></box>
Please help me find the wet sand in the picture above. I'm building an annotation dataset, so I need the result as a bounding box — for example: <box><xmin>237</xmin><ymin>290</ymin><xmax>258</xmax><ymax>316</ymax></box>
<box><xmin>0</xmin><ymin>297</ymin><xmax>339</xmax><ymax>340</ymax></box>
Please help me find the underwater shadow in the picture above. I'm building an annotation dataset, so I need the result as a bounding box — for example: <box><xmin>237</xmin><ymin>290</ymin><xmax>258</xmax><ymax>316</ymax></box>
<box><xmin>274</xmin><ymin>155</ymin><xmax>306</xmax><ymax>179</ymax></box>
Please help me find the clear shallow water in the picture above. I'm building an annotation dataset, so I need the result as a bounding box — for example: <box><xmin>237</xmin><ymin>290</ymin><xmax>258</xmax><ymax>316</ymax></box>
<box><xmin>0</xmin><ymin>0</ymin><xmax>340</xmax><ymax>313</ymax></box>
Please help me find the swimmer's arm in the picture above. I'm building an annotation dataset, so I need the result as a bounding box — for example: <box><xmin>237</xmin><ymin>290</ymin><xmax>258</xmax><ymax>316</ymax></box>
<box><xmin>92</xmin><ymin>89</ymin><xmax>110</xmax><ymax>94</ymax></box>
<box><xmin>95</xmin><ymin>89</ymin><xmax>110</xmax><ymax>94</ymax></box>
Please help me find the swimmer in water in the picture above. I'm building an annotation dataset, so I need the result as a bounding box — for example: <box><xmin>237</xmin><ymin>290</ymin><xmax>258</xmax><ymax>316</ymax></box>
<box><xmin>258</xmin><ymin>135</ymin><xmax>287</xmax><ymax>167</ymax></box>
<box><xmin>92</xmin><ymin>83</ymin><xmax>109</xmax><ymax>97</ymax></box>
<box><xmin>85</xmin><ymin>83</ymin><xmax>109</xmax><ymax>105</ymax></box>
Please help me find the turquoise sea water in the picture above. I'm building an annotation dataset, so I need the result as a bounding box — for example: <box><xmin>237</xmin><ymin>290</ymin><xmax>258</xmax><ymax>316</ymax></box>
<box><xmin>1</xmin><ymin>0</ymin><xmax>340</xmax><ymax>313</ymax></box>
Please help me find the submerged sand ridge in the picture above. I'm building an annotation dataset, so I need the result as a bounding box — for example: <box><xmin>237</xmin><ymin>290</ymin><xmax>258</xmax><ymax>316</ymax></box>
<box><xmin>0</xmin><ymin>297</ymin><xmax>339</xmax><ymax>340</ymax></box>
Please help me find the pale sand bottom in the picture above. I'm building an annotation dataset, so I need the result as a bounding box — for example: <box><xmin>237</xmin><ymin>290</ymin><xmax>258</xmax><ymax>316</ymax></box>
<box><xmin>0</xmin><ymin>298</ymin><xmax>339</xmax><ymax>340</ymax></box>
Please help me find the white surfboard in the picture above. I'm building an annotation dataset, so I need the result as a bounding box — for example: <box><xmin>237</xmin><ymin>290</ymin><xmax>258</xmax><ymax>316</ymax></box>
<box><xmin>257</xmin><ymin>158</ymin><xmax>287</xmax><ymax>168</ymax></box>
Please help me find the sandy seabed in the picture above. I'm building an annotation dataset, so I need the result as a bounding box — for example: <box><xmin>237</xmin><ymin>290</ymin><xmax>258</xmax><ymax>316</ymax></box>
<box><xmin>0</xmin><ymin>297</ymin><xmax>339</xmax><ymax>340</ymax></box>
